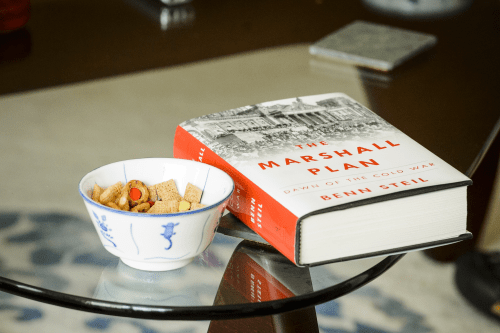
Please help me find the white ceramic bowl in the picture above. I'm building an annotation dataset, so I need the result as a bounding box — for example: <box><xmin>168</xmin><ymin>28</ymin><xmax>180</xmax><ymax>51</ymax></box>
<box><xmin>78</xmin><ymin>158</ymin><xmax>234</xmax><ymax>271</ymax></box>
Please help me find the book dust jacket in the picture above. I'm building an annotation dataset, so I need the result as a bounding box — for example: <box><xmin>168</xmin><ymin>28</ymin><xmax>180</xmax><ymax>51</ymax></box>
<box><xmin>175</xmin><ymin>93</ymin><xmax>471</xmax><ymax>264</ymax></box>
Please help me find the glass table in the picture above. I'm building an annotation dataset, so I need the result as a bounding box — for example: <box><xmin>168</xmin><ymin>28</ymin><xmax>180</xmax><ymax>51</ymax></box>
<box><xmin>1</xmin><ymin>0</ymin><xmax>500</xmax><ymax>331</ymax></box>
<box><xmin>0</xmin><ymin>212</ymin><xmax>404</xmax><ymax>321</ymax></box>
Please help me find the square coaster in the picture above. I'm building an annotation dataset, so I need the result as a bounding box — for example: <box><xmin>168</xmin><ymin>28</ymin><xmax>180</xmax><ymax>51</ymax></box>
<box><xmin>309</xmin><ymin>20</ymin><xmax>437</xmax><ymax>71</ymax></box>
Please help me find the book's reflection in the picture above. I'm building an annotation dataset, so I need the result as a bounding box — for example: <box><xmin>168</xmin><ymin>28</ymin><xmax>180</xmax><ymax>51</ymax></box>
<box><xmin>208</xmin><ymin>240</ymin><xmax>319</xmax><ymax>332</ymax></box>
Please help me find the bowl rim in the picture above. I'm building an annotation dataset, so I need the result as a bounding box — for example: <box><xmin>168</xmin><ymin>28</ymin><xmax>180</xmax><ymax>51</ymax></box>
<box><xmin>78</xmin><ymin>158</ymin><xmax>234</xmax><ymax>217</ymax></box>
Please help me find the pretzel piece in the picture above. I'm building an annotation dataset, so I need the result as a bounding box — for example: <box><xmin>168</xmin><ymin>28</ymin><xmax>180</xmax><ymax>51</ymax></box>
<box><xmin>92</xmin><ymin>184</ymin><xmax>104</xmax><ymax>203</ymax></box>
<box><xmin>128</xmin><ymin>180</ymin><xmax>149</xmax><ymax>205</ymax></box>
<box><xmin>190</xmin><ymin>202</ymin><xmax>206</xmax><ymax>211</ymax></box>
<box><xmin>131</xmin><ymin>202</ymin><xmax>151</xmax><ymax>213</ymax></box>
<box><xmin>106</xmin><ymin>202</ymin><xmax>120</xmax><ymax>210</ymax></box>
<box><xmin>148</xmin><ymin>200</ymin><xmax>179</xmax><ymax>214</ymax></box>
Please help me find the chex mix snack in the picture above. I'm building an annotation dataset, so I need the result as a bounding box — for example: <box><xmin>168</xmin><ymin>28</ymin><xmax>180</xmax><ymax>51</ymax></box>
<box><xmin>91</xmin><ymin>179</ymin><xmax>205</xmax><ymax>214</ymax></box>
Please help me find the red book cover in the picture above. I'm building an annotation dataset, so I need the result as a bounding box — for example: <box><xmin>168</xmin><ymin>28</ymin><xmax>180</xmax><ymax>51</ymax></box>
<box><xmin>208</xmin><ymin>240</ymin><xmax>319</xmax><ymax>333</ymax></box>
<box><xmin>174</xmin><ymin>124</ymin><xmax>298</xmax><ymax>263</ymax></box>
<box><xmin>173</xmin><ymin>93</ymin><xmax>472</xmax><ymax>266</ymax></box>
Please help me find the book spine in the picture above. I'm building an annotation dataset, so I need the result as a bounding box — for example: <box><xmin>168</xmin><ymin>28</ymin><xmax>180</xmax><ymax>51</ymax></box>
<box><xmin>173</xmin><ymin>125</ymin><xmax>299</xmax><ymax>264</ymax></box>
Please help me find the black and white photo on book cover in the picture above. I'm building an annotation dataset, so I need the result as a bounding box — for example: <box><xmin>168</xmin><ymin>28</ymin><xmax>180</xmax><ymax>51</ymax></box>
<box><xmin>180</xmin><ymin>94</ymin><xmax>397</xmax><ymax>164</ymax></box>
<box><xmin>179</xmin><ymin>93</ymin><xmax>470</xmax><ymax>219</ymax></box>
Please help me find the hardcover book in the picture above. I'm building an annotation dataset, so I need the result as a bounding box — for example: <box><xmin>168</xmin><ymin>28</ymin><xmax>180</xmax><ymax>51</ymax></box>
<box><xmin>173</xmin><ymin>93</ymin><xmax>472</xmax><ymax>266</ymax></box>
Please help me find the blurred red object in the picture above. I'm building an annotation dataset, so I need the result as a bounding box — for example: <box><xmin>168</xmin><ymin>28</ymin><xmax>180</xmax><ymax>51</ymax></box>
<box><xmin>0</xmin><ymin>0</ymin><xmax>30</xmax><ymax>33</ymax></box>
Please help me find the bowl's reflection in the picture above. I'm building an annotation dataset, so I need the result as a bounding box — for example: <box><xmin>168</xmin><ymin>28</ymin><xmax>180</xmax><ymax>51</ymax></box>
<box><xmin>93</xmin><ymin>253</ymin><xmax>222</xmax><ymax>306</ymax></box>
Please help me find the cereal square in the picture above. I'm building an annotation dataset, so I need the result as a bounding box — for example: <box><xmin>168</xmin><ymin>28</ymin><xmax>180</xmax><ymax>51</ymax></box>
<box><xmin>156</xmin><ymin>179</ymin><xmax>182</xmax><ymax>202</ymax></box>
<box><xmin>147</xmin><ymin>200</ymin><xmax>179</xmax><ymax>214</ymax></box>
<box><xmin>184</xmin><ymin>183</ymin><xmax>202</xmax><ymax>204</ymax></box>
<box><xmin>165</xmin><ymin>200</ymin><xmax>180</xmax><ymax>213</ymax></box>
<box><xmin>190</xmin><ymin>202</ymin><xmax>206</xmax><ymax>211</ymax></box>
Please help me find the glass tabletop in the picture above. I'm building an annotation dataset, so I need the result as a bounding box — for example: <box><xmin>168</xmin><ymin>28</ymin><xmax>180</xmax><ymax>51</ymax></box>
<box><xmin>0</xmin><ymin>41</ymin><xmax>414</xmax><ymax>323</ymax></box>
<box><xmin>0</xmin><ymin>211</ymin><xmax>403</xmax><ymax>320</ymax></box>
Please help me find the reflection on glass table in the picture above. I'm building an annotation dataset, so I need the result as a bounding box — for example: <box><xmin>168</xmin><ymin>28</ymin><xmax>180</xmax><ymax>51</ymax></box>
<box><xmin>0</xmin><ymin>211</ymin><xmax>404</xmax><ymax>321</ymax></box>
<box><xmin>209</xmin><ymin>240</ymin><xmax>320</xmax><ymax>331</ymax></box>
<box><xmin>94</xmin><ymin>256</ymin><xmax>215</xmax><ymax>307</ymax></box>
<box><xmin>361</xmin><ymin>0</ymin><xmax>474</xmax><ymax>18</ymax></box>
<box><xmin>124</xmin><ymin>0</ymin><xmax>195</xmax><ymax>31</ymax></box>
